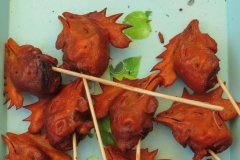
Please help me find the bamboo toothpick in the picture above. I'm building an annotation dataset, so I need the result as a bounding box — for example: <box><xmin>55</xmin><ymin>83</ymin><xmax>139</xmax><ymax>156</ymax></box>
<box><xmin>136</xmin><ymin>140</ymin><xmax>141</xmax><ymax>160</ymax></box>
<box><xmin>52</xmin><ymin>67</ymin><xmax>224</xmax><ymax>111</ymax></box>
<box><xmin>216</xmin><ymin>74</ymin><xmax>240</xmax><ymax>116</ymax></box>
<box><xmin>82</xmin><ymin>78</ymin><xmax>107</xmax><ymax>160</ymax></box>
<box><xmin>207</xmin><ymin>149</ymin><xmax>221</xmax><ymax>160</ymax></box>
<box><xmin>72</xmin><ymin>133</ymin><xmax>78</xmax><ymax>160</ymax></box>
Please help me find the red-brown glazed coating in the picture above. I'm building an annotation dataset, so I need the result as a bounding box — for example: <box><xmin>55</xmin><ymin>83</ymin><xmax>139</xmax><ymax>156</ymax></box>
<box><xmin>154</xmin><ymin>86</ymin><xmax>240</xmax><ymax>160</ymax></box>
<box><xmin>152</xmin><ymin>20</ymin><xmax>220</xmax><ymax>94</ymax></box>
<box><xmin>109</xmin><ymin>88</ymin><xmax>158</xmax><ymax>152</ymax></box>
<box><xmin>4</xmin><ymin>38</ymin><xmax>61</xmax><ymax>109</ymax></box>
<box><xmin>93</xmin><ymin>73</ymin><xmax>162</xmax><ymax>152</ymax></box>
<box><xmin>151</xmin><ymin>35</ymin><xmax>179</xmax><ymax>87</ymax></box>
<box><xmin>181</xmin><ymin>84</ymin><xmax>240</xmax><ymax>121</ymax></box>
<box><xmin>56</xmin><ymin>8</ymin><xmax>131</xmax><ymax>77</ymax></box>
<box><xmin>23</xmin><ymin>98</ymin><xmax>52</xmax><ymax>134</ymax></box>
<box><xmin>92</xmin><ymin>78</ymin><xmax>133</xmax><ymax>120</ymax></box>
<box><xmin>104</xmin><ymin>144</ymin><xmax>158</xmax><ymax>160</ymax></box>
<box><xmin>43</xmin><ymin>78</ymin><xmax>94</xmax><ymax>151</ymax></box>
<box><xmin>2</xmin><ymin>132</ymin><xmax>72</xmax><ymax>160</ymax></box>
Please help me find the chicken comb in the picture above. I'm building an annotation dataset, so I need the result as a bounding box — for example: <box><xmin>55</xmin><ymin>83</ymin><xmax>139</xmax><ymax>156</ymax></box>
<box><xmin>182</xmin><ymin>84</ymin><xmax>240</xmax><ymax>121</ymax></box>
<box><xmin>23</xmin><ymin>98</ymin><xmax>51</xmax><ymax>133</ymax></box>
<box><xmin>84</xmin><ymin>8</ymin><xmax>132</xmax><ymax>48</ymax></box>
<box><xmin>151</xmin><ymin>35</ymin><xmax>179</xmax><ymax>87</ymax></box>
<box><xmin>4</xmin><ymin>43</ymin><xmax>24</xmax><ymax>109</ymax></box>
<box><xmin>105</xmin><ymin>144</ymin><xmax>158</xmax><ymax>160</ymax></box>
<box><xmin>2</xmin><ymin>132</ymin><xmax>72</xmax><ymax>160</ymax></box>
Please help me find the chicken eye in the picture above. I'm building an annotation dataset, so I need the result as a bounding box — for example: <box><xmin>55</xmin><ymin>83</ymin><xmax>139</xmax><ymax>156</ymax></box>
<box><xmin>68</xmin><ymin>15</ymin><xmax>75</xmax><ymax>19</ymax></box>
<box><xmin>121</xmin><ymin>117</ymin><xmax>135</xmax><ymax>131</ymax></box>
<box><xmin>55</xmin><ymin>120</ymin><xmax>67</xmax><ymax>135</ymax></box>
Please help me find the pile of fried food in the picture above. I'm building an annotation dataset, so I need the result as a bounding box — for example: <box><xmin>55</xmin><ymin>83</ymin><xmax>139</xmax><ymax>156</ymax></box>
<box><xmin>2</xmin><ymin>8</ymin><xmax>240</xmax><ymax>160</ymax></box>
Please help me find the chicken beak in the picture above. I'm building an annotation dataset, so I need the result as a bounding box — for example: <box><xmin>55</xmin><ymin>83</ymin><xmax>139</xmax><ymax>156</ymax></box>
<box><xmin>143</xmin><ymin>73</ymin><xmax>162</xmax><ymax>91</ymax></box>
<box><xmin>153</xmin><ymin>115</ymin><xmax>179</xmax><ymax>129</ymax></box>
<box><xmin>62</xmin><ymin>12</ymin><xmax>74</xmax><ymax>20</ymax></box>
<box><xmin>7</xmin><ymin>38</ymin><xmax>20</xmax><ymax>55</ymax></box>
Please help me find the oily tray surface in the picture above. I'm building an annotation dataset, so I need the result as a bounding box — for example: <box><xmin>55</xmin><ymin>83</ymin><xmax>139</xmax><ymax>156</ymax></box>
<box><xmin>1</xmin><ymin>0</ymin><xmax>240</xmax><ymax>160</ymax></box>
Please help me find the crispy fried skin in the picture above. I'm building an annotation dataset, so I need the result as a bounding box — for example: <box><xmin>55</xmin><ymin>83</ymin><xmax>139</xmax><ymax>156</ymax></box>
<box><xmin>105</xmin><ymin>144</ymin><xmax>158</xmax><ymax>160</ymax></box>
<box><xmin>92</xmin><ymin>78</ymin><xmax>133</xmax><ymax>119</ymax></box>
<box><xmin>110</xmin><ymin>89</ymin><xmax>158</xmax><ymax>152</ymax></box>
<box><xmin>2</xmin><ymin>132</ymin><xmax>72</xmax><ymax>160</ymax></box>
<box><xmin>93</xmin><ymin>73</ymin><xmax>162</xmax><ymax>151</ymax></box>
<box><xmin>182</xmin><ymin>84</ymin><xmax>240</xmax><ymax>121</ymax></box>
<box><xmin>4</xmin><ymin>38</ymin><xmax>61</xmax><ymax>109</ymax></box>
<box><xmin>151</xmin><ymin>35</ymin><xmax>179</xmax><ymax>87</ymax></box>
<box><xmin>44</xmin><ymin>78</ymin><xmax>94</xmax><ymax>151</ymax></box>
<box><xmin>23</xmin><ymin>98</ymin><xmax>52</xmax><ymax>134</ymax></box>
<box><xmin>153</xmin><ymin>86</ymin><xmax>240</xmax><ymax>160</ymax></box>
<box><xmin>152</xmin><ymin>20</ymin><xmax>220</xmax><ymax>94</ymax></box>
<box><xmin>56</xmin><ymin>8</ymin><xmax>131</xmax><ymax>77</ymax></box>
<box><xmin>83</xmin><ymin>8</ymin><xmax>132</xmax><ymax>48</ymax></box>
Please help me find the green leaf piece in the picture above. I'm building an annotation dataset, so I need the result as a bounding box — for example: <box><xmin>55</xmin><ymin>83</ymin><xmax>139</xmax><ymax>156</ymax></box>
<box><xmin>109</xmin><ymin>56</ymin><xmax>142</xmax><ymax>81</ymax></box>
<box><xmin>87</xmin><ymin>132</ymin><xmax>94</xmax><ymax>138</ymax></box>
<box><xmin>145</xmin><ymin>11</ymin><xmax>152</xmax><ymax>18</ymax></box>
<box><xmin>86</xmin><ymin>156</ymin><xmax>99</xmax><ymax>160</ymax></box>
<box><xmin>98</xmin><ymin>116</ymin><xmax>115</xmax><ymax>146</ymax></box>
<box><xmin>123</xmin><ymin>11</ymin><xmax>152</xmax><ymax>39</ymax></box>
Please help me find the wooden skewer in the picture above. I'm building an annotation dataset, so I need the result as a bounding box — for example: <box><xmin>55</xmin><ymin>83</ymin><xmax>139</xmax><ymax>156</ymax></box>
<box><xmin>136</xmin><ymin>139</ymin><xmax>141</xmax><ymax>160</ymax></box>
<box><xmin>52</xmin><ymin>67</ymin><xmax>224</xmax><ymax>111</ymax></box>
<box><xmin>82</xmin><ymin>78</ymin><xmax>107</xmax><ymax>160</ymax></box>
<box><xmin>216</xmin><ymin>74</ymin><xmax>240</xmax><ymax>116</ymax></box>
<box><xmin>207</xmin><ymin>149</ymin><xmax>221</xmax><ymax>160</ymax></box>
<box><xmin>72</xmin><ymin>133</ymin><xmax>78</xmax><ymax>160</ymax></box>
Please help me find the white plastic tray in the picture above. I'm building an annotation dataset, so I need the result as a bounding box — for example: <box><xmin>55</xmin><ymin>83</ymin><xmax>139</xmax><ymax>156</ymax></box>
<box><xmin>0</xmin><ymin>0</ymin><xmax>240</xmax><ymax>159</ymax></box>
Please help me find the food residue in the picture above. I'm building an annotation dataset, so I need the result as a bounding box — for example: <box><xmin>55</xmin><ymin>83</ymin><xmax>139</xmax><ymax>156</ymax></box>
<box><xmin>158</xmin><ymin>32</ymin><xmax>164</xmax><ymax>44</ymax></box>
